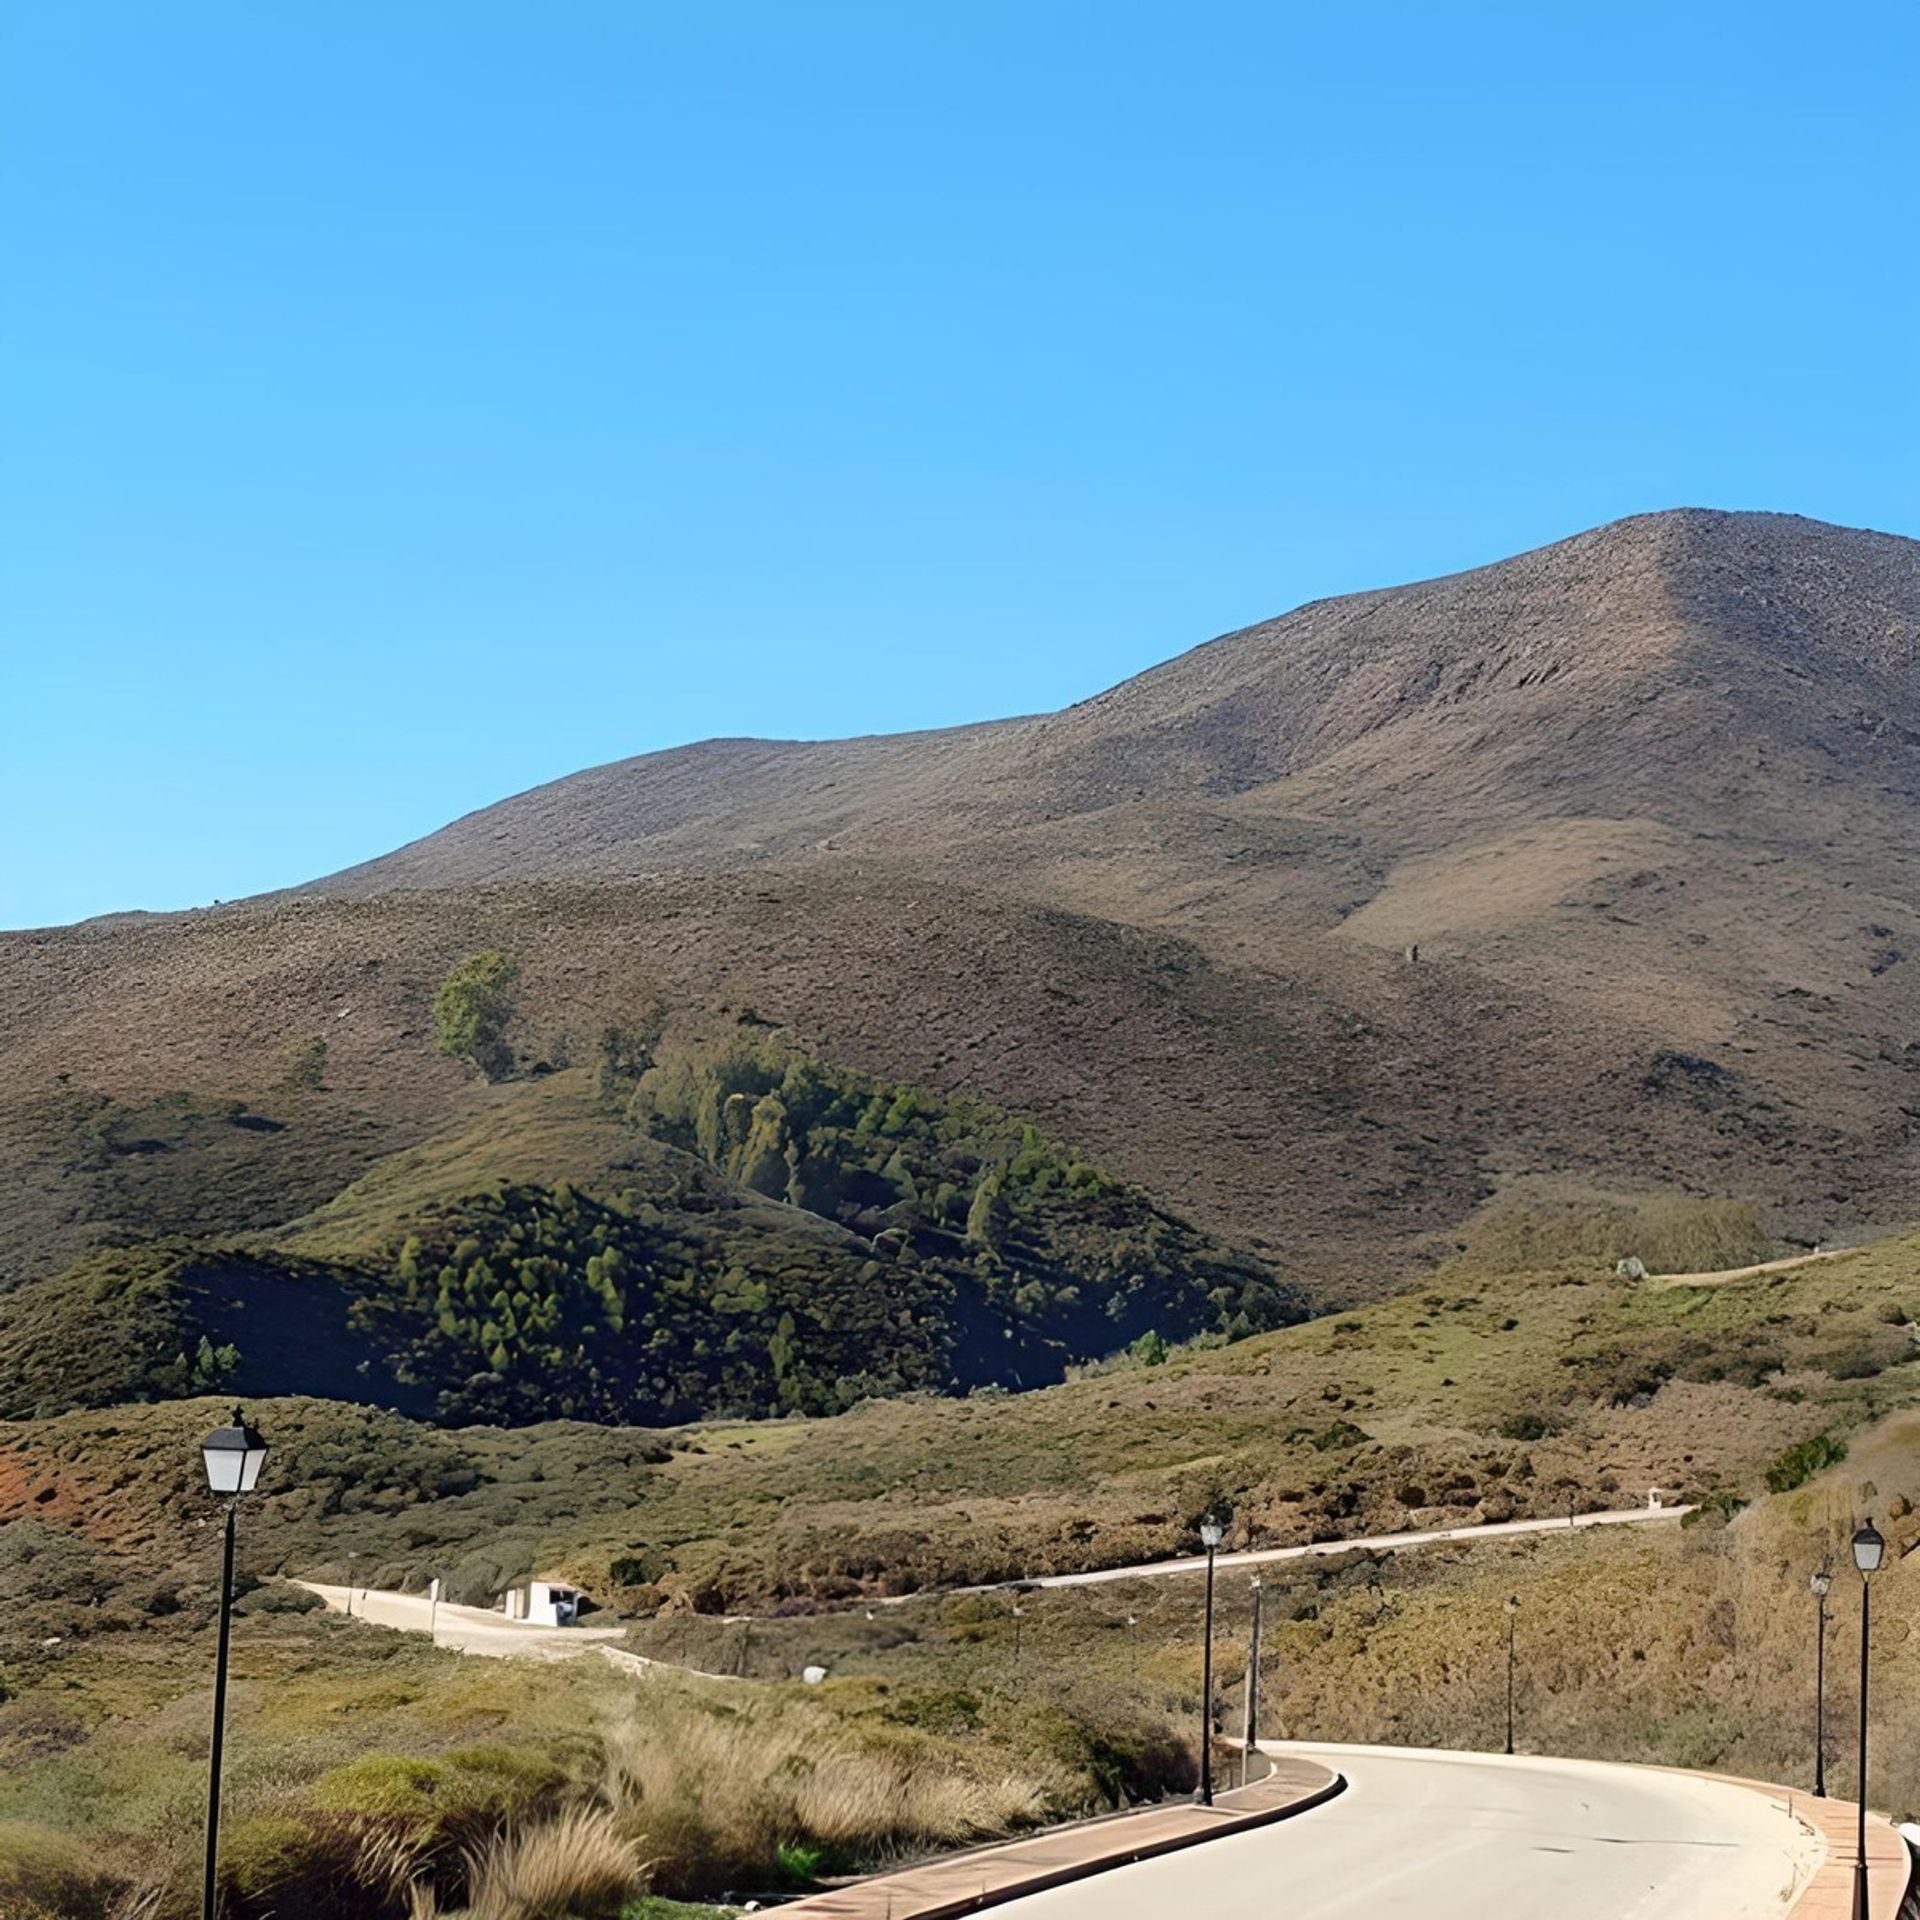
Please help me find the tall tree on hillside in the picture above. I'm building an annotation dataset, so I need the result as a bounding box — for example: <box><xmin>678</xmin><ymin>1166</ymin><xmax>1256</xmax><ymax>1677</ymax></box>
<box><xmin>433</xmin><ymin>951</ymin><xmax>521</xmax><ymax>1081</ymax></box>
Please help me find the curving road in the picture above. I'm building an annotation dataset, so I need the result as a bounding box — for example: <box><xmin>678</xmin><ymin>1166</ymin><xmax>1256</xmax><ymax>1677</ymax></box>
<box><xmin>983</xmin><ymin>1743</ymin><xmax>1822</xmax><ymax>1919</ymax></box>
<box><xmin>963</xmin><ymin>1502</ymin><xmax>1694</xmax><ymax>1594</ymax></box>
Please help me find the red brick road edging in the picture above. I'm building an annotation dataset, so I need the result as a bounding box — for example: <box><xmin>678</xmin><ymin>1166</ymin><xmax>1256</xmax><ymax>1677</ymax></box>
<box><xmin>1737</xmin><ymin>1777</ymin><xmax>1911</xmax><ymax>1917</ymax></box>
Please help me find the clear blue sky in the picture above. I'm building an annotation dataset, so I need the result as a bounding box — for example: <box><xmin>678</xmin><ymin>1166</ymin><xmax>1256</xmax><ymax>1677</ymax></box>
<box><xmin>4</xmin><ymin>4</ymin><xmax>1916</xmax><ymax>929</ymax></box>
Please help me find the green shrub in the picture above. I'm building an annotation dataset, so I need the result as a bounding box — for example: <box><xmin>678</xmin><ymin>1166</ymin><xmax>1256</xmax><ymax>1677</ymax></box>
<box><xmin>1765</xmin><ymin>1431</ymin><xmax>1848</xmax><ymax>1494</ymax></box>
<box><xmin>219</xmin><ymin>1814</ymin><xmax>334</xmax><ymax>1912</ymax></box>
<box><xmin>309</xmin><ymin>1754</ymin><xmax>455</xmax><ymax>1819</ymax></box>
<box><xmin>1455</xmin><ymin>1194</ymin><xmax>1770</xmax><ymax>1275</ymax></box>
<box><xmin>879</xmin><ymin>1687</ymin><xmax>983</xmax><ymax>1735</ymax></box>
<box><xmin>444</xmin><ymin>1744</ymin><xmax>569</xmax><ymax>1795</ymax></box>
<box><xmin>774</xmin><ymin>1839</ymin><xmax>827</xmax><ymax>1887</ymax></box>
<box><xmin>609</xmin><ymin>1548</ymin><xmax>674</xmax><ymax>1587</ymax></box>
<box><xmin>1499</xmin><ymin>1411</ymin><xmax>1554</xmax><ymax>1441</ymax></box>
<box><xmin>1683</xmin><ymin>1487</ymin><xmax>1750</xmax><ymax>1527</ymax></box>
<box><xmin>1026</xmin><ymin>1705</ymin><xmax>1191</xmax><ymax>1805</ymax></box>
<box><xmin>1819</xmin><ymin>1330</ymin><xmax>1913</xmax><ymax>1379</ymax></box>
<box><xmin>235</xmin><ymin>1578</ymin><xmax>325</xmax><ymax>1616</ymax></box>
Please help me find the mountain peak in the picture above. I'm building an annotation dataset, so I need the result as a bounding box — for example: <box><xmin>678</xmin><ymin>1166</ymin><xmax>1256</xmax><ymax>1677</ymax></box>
<box><xmin>296</xmin><ymin>508</ymin><xmax>1918</xmax><ymax>901</ymax></box>
<box><xmin>8</xmin><ymin>507</ymin><xmax>1918</xmax><ymax>1304</ymax></box>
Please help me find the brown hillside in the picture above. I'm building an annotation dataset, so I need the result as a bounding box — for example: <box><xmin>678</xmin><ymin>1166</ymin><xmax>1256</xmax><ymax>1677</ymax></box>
<box><xmin>3</xmin><ymin>509</ymin><xmax>1917</xmax><ymax>1297</ymax></box>
<box><xmin>308</xmin><ymin>507</ymin><xmax>1920</xmax><ymax>893</ymax></box>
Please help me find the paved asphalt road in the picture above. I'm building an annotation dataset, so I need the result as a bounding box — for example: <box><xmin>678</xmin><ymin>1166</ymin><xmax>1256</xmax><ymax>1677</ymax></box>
<box><xmin>966</xmin><ymin>1503</ymin><xmax>1694</xmax><ymax>1593</ymax></box>
<box><xmin>984</xmin><ymin>1744</ymin><xmax>1822</xmax><ymax>1920</ymax></box>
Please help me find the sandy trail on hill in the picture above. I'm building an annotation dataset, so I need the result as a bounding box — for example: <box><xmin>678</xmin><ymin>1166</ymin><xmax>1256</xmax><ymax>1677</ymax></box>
<box><xmin>1648</xmin><ymin>1246</ymin><xmax>1853</xmax><ymax>1289</ymax></box>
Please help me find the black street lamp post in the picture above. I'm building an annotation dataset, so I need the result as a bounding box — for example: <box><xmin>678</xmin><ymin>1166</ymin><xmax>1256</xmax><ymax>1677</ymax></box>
<box><xmin>1504</xmin><ymin>1595</ymin><xmax>1519</xmax><ymax>1756</ymax></box>
<box><xmin>1811</xmin><ymin>1566</ymin><xmax>1832</xmax><ymax>1798</ymax></box>
<box><xmin>1241</xmin><ymin>1574</ymin><xmax>1264</xmax><ymax>1768</ymax></box>
<box><xmin>1851</xmin><ymin>1520</ymin><xmax>1884</xmax><ymax>1920</ymax></box>
<box><xmin>1197</xmin><ymin>1513</ymin><xmax>1225</xmax><ymax>1805</ymax></box>
<box><xmin>200</xmin><ymin>1408</ymin><xmax>269</xmax><ymax>1920</ymax></box>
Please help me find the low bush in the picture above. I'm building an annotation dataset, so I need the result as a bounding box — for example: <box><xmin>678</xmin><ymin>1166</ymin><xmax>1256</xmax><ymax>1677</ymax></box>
<box><xmin>1498</xmin><ymin>1411</ymin><xmax>1555</xmax><ymax>1441</ymax></box>
<box><xmin>1764</xmin><ymin>1431</ymin><xmax>1847</xmax><ymax>1494</ymax></box>
<box><xmin>1456</xmin><ymin>1194</ymin><xmax>1770</xmax><ymax>1276</ymax></box>
<box><xmin>219</xmin><ymin>1814</ymin><xmax>351</xmax><ymax>1920</ymax></box>
<box><xmin>0</xmin><ymin>1821</ymin><xmax>121</xmax><ymax>1920</ymax></box>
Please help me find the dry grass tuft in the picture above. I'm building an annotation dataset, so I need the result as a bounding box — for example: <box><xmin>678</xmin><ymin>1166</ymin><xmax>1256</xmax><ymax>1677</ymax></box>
<box><xmin>407</xmin><ymin>1807</ymin><xmax>646</xmax><ymax>1920</ymax></box>
<box><xmin>461</xmin><ymin>1808</ymin><xmax>646</xmax><ymax>1920</ymax></box>
<box><xmin>350</xmin><ymin>1822</ymin><xmax>432</xmax><ymax>1901</ymax></box>
<box><xmin>103</xmin><ymin>1889</ymin><xmax>167</xmax><ymax>1920</ymax></box>
<box><xmin>600</xmin><ymin>1696</ymin><xmax>1049</xmax><ymax>1893</ymax></box>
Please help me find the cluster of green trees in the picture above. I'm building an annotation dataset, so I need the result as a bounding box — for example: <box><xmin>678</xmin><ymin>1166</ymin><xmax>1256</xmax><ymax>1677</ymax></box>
<box><xmin>5</xmin><ymin>1021</ymin><xmax>1297</xmax><ymax>1430</ymax></box>
<box><xmin>627</xmin><ymin>1029</ymin><xmax>1299</xmax><ymax>1363</ymax></box>
<box><xmin>351</xmin><ymin>1180</ymin><xmax>955</xmax><ymax>1424</ymax></box>
<box><xmin>0</xmin><ymin>1242</ymin><xmax>430</xmax><ymax>1421</ymax></box>
<box><xmin>343</xmin><ymin>1024</ymin><xmax>1301</xmax><ymax>1425</ymax></box>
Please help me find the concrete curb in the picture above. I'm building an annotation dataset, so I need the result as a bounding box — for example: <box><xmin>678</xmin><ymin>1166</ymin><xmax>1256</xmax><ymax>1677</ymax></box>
<box><xmin>773</xmin><ymin>1762</ymin><xmax>1345</xmax><ymax>1919</ymax></box>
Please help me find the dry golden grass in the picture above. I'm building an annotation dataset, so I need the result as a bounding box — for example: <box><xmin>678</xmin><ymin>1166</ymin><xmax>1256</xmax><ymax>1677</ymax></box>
<box><xmin>105</xmin><ymin>1889</ymin><xmax>167</xmax><ymax>1920</ymax></box>
<box><xmin>384</xmin><ymin>1688</ymin><xmax>1051</xmax><ymax>1914</ymax></box>
<box><xmin>456</xmin><ymin>1808</ymin><xmax>646</xmax><ymax>1920</ymax></box>
<box><xmin>1448</xmin><ymin>1193</ymin><xmax>1772</xmax><ymax>1277</ymax></box>
<box><xmin>0</xmin><ymin>1822</ymin><xmax>109</xmax><ymax>1919</ymax></box>
<box><xmin>788</xmin><ymin>1760</ymin><xmax>1044</xmax><ymax>1852</ymax></box>
<box><xmin>600</xmin><ymin>1693</ymin><xmax>1050</xmax><ymax>1893</ymax></box>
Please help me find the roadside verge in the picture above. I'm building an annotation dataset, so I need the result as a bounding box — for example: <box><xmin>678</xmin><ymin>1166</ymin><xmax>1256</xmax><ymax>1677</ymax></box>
<box><xmin>1604</xmin><ymin>1759</ymin><xmax>1908</xmax><ymax>1917</ymax></box>
<box><xmin>772</xmin><ymin>1756</ymin><xmax>1344</xmax><ymax>1919</ymax></box>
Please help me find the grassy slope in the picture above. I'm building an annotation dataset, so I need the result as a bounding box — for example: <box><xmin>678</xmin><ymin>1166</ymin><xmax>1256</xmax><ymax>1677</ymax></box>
<box><xmin>0</xmin><ymin>1049</ymin><xmax>1304</xmax><ymax>1429</ymax></box>
<box><xmin>2</xmin><ymin>1233</ymin><xmax>1918</xmax><ymax>1914</ymax></box>
<box><xmin>5</xmin><ymin>1233</ymin><xmax>1916</xmax><ymax>1611</ymax></box>
<box><xmin>620</xmin><ymin>1431</ymin><xmax>1920</xmax><ymax>1810</ymax></box>
<box><xmin>555</xmin><ymin>1230</ymin><xmax>1920</xmax><ymax>1605</ymax></box>
<box><xmin>0</xmin><ymin>1552</ymin><xmax>1176</xmax><ymax>1915</ymax></box>
<box><xmin>279</xmin><ymin>1076</ymin><xmax>642</xmax><ymax>1256</ymax></box>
